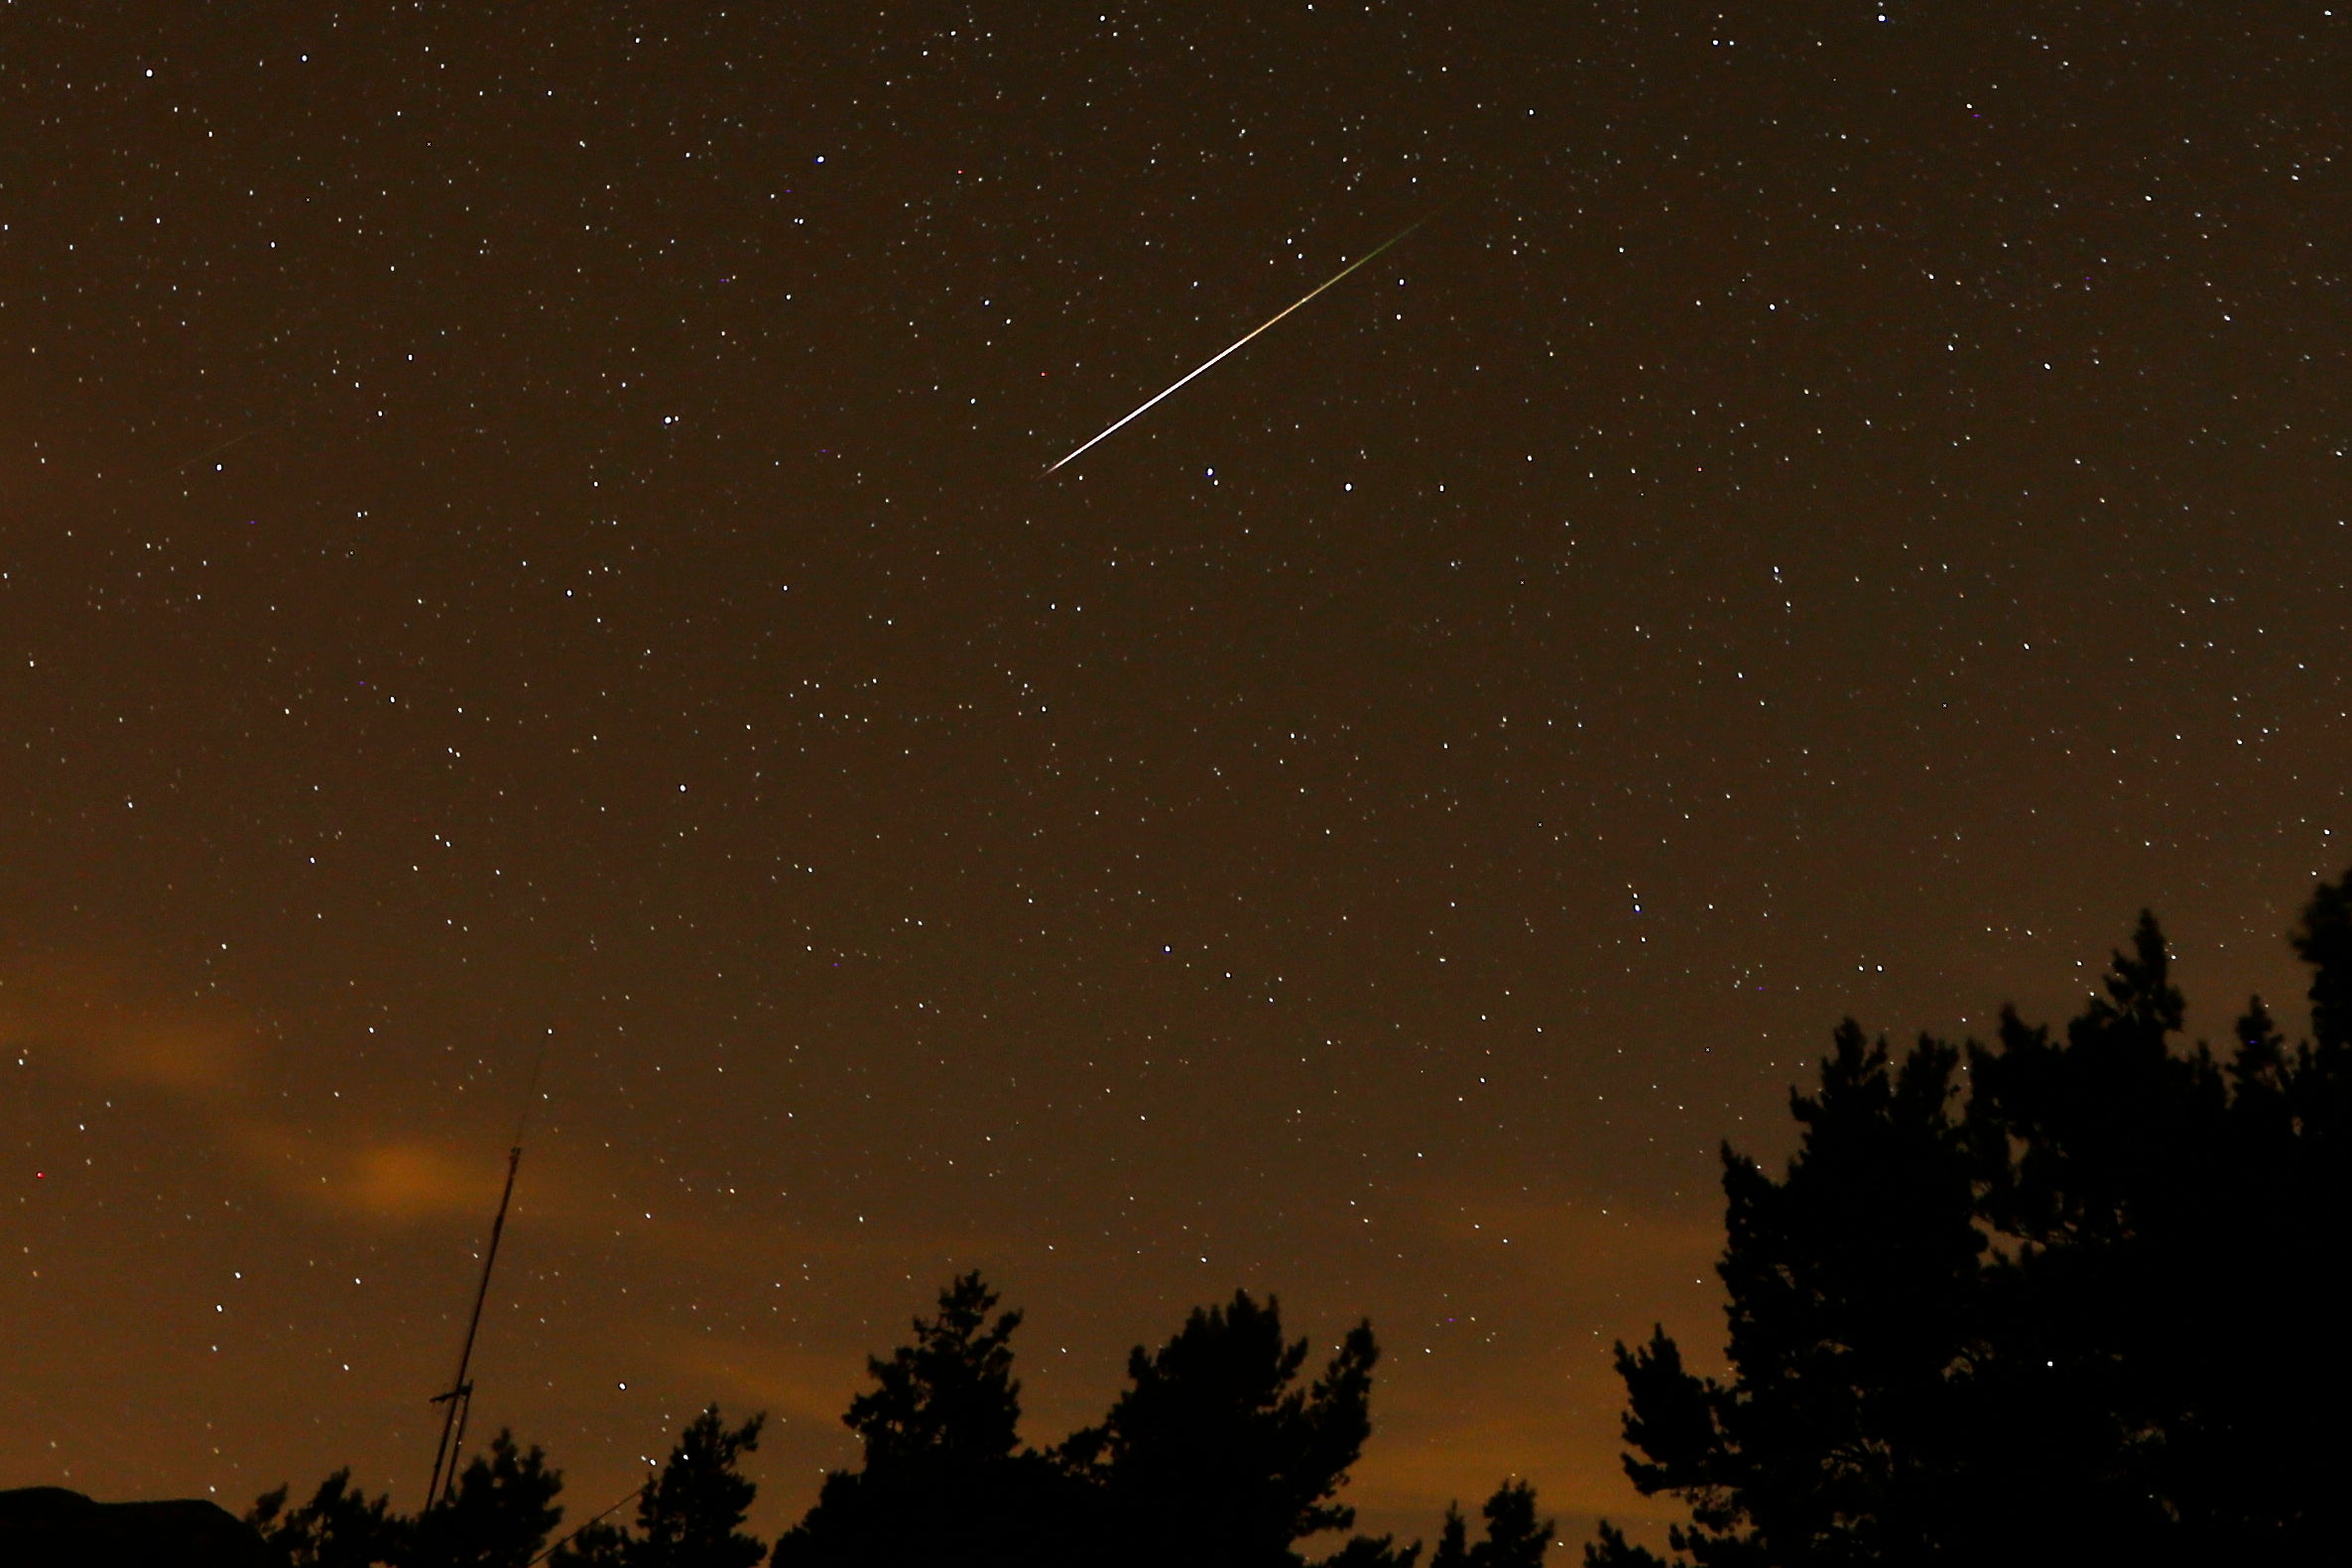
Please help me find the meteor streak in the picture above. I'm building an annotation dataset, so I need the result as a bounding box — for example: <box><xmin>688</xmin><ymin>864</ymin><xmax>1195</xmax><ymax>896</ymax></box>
<box><xmin>1047</xmin><ymin>214</ymin><xmax>1432</xmax><ymax>474</ymax></box>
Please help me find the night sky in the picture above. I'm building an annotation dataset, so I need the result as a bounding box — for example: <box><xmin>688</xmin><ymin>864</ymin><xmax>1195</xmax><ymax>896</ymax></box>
<box><xmin>4</xmin><ymin>2</ymin><xmax>2347</xmax><ymax>1552</ymax></box>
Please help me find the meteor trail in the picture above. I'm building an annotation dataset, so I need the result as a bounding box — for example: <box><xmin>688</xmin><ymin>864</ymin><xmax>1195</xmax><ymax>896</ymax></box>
<box><xmin>1047</xmin><ymin>214</ymin><xmax>1432</xmax><ymax>474</ymax></box>
<box><xmin>174</xmin><ymin>428</ymin><xmax>259</xmax><ymax>471</ymax></box>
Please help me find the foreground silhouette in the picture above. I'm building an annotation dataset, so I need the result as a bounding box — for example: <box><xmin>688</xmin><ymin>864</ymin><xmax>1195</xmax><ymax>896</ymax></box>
<box><xmin>775</xmin><ymin>1272</ymin><xmax>1546</xmax><ymax>1567</ymax></box>
<box><xmin>1589</xmin><ymin>875</ymin><xmax>2352</xmax><ymax>1566</ymax></box>
<box><xmin>245</xmin><ymin>1418</ymin><xmax>770</xmax><ymax>1568</ymax></box>
<box><xmin>770</xmin><ymin>1272</ymin><xmax>1081</xmax><ymax>1566</ymax></box>
<box><xmin>0</xmin><ymin>1486</ymin><xmax>272</xmax><ymax>1567</ymax></box>
<box><xmin>231</xmin><ymin>1282</ymin><xmax>1539</xmax><ymax>1568</ymax></box>
<box><xmin>59</xmin><ymin>879</ymin><xmax>2348</xmax><ymax>1564</ymax></box>
<box><xmin>553</xmin><ymin>1407</ymin><xmax>766</xmax><ymax>1568</ymax></box>
<box><xmin>249</xmin><ymin>1430</ymin><xmax>563</xmax><ymax>1568</ymax></box>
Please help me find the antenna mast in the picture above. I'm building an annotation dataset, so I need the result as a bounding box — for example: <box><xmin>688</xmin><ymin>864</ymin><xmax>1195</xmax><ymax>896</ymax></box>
<box><xmin>425</xmin><ymin>1142</ymin><xmax>521</xmax><ymax>1508</ymax></box>
<box><xmin>424</xmin><ymin>1039</ymin><xmax>550</xmax><ymax>1508</ymax></box>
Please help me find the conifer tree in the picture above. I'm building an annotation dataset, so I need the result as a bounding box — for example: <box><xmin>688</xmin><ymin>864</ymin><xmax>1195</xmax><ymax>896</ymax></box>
<box><xmin>551</xmin><ymin>1406</ymin><xmax>764</xmax><ymax>1568</ymax></box>
<box><xmin>634</xmin><ymin>1407</ymin><xmax>765</xmax><ymax>1568</ymax></box>
<box><xmin>1429</xmin><ymin>1481</ymin><xmax>1552</xmax><ymax>1568</ymax></box>
<box><xmin>771</xmin><ymin>1272</ymin><xmax>1083</xmax><ymax>1567</ymax></box>
<box><xmin>408</xmin><ymin>1430</ymin><xmax>564</xmax><ymax>1568</ymax></box>
<box><xmin>1588</xmin><ymin>879</ymin><xmax>2352</xmax><ymax>1565</ymax></box>
<box><xmin>247</xmin><ymin>1469</ymin><xmax>403</xmax><ymax>1568</ymax></box>
<box><xmin>1061</xmin><ymin>1289</ymin><xmax>1379</xmax><ymax>1568</ymax></box>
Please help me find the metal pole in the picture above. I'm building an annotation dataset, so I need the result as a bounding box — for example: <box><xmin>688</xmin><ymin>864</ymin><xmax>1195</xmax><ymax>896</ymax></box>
<box><xmin>427</xmin><ymin>1144</ymin><xmax>522</xmax><ymax>1507</ymax></box>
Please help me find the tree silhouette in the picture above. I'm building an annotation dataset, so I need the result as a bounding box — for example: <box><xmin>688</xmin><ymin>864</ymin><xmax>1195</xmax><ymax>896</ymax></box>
<box><xmin>1060</xmin><ymin>1288</ymin><xmax>1379</xmax><ymax>1568</ymax></box>
<box><xmin>636</xmin><ymin>1406</ymin><xmax>765</xmax><ymax>1568</ymax></box>
<box><xmin>844</xmin><ymin>1270</ymin><xmax>1025</xmax><ymax>1472</ymax></box>
<box><xmin>1588</xmin><ymin>1022</ymin><xmax>1985</xmax><ymax>1565</ymax></box>
<box><xmin>1590</xmin><ymin>877</ymin><xmax>2352</xmax><ymax>1565</ymax></box>
<box><xmin>551</xmin><ymin>1406</ymin><xmax>764</xmax><ymax>1568</ymax></box>
<box><xmin>1430</xmin><ymin>1481</ymin><xmax>1552</xmax><ymax>1568</ymax></box>
<box><xmin>771</xmin><ymin>1271</ymin><xmax>1084</xmax><ymax>1567</ymax></box>
<box><xmin>231</xmin><ymin>1275</ymin><xmax>1542</xmax><ymax>1568</ymax></box>
<box><xmin>2295</xmin><ymin>872</ymin><xmax>2352</xmax><ymax>1055</ymax></box>
<box><xmin>408</xmin><ymin>1430</ymin><xmax>564</xmax><ymax>1568</ymax></box>
<box><xmin>247</xmin><ymin>1470</ymin><xmax>402</xmax><ymax>1568</ymax></box>
<box><xmin>1955</xmin><ymin>914</ymin><xmax>2232</xmax><ymax>1557</ymax></box>
<box><xmin>1317</xmin><ymin>1534</ymin><xmax>1424</xmax><ymax>1568</ymax></box>
<box><xmin>220</xmin><ymin>881</ymin><xmax>2350</xmax><ymax>1568</ymax></box>
<box><xmin>769</xmin><ymin>1277</ymin><xmax>1425</xmax><ymax>1566</ymax></box>
<box><xmin>250</xmin><ymin>1435</ymin><xmax>561</xmax><ymax>1568</ymax></box>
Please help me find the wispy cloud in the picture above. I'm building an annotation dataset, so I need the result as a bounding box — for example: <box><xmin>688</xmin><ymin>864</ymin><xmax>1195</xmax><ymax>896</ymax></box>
<box><xmin>2</xmin><ymin>960</ymin><xmax>259</xmax><ymax>1099</ymax></box>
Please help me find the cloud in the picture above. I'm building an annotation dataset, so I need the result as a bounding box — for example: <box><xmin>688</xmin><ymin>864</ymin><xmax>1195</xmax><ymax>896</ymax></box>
<box><xmin>659</xmin><ymin>1339</ymin><xmax>864</xmax><ymax>1430</ymax></box>
<box><xmin>349</xmin><ymin>1139</ymin><xmax>499</xmax><ymax>1223</ymax></box>
<box><xmin>1395</xmin><ymin>1179</ymin><xmax>1724</xmax><ymax>1337</ymax></box>
<box><xmin>0</xmin><ymin>960</ymin><xmax>260</xmax><ymax>1098</ymax></box>
<box><xmin>2</xmin><ymin>952</ymin><xmax>561</xmax><ymax>1232</ymax></box>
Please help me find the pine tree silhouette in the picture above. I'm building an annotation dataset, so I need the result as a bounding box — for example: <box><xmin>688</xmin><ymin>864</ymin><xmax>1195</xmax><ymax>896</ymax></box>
<box><xmin>247</xmin><ymin>1470</ymin><xmax>401</xmax><ymax>1568</ymax></box>
<box><xmin>1429</xmin><ymin>1481</ymin><xmax>1552</xmax><ymax>1568</ymax></box>
<box><xmin>551</xmin><ymin>1407</ymin><xmax>764</xmax><ymax>1568</ymax></box>
<box><xmin>1589</xmin><ymin>877</ymin><xmax>2352</xmax><ymax>1565</ymax></box>
<box><xmin>1060</xmin><ymin>1289</ymin><xmax>1378</xmax><ymax>1568</ymax></box>
<box><xmin>409</xmin><ymin>1431</ymin><xmax>563</xmax><ymax>1568</ymax></box>
<box><xmin>770</xmin><ymin>1272</ymin><xmax>1084</xmax><ymax>1567</ymax></box>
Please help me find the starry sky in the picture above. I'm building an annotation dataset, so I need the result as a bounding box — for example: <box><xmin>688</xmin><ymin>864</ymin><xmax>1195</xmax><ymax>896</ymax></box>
<box><xmin>3</xmin><ymin>1</ymin><xmax>2347</xmax><ymax>1552</ymax></box>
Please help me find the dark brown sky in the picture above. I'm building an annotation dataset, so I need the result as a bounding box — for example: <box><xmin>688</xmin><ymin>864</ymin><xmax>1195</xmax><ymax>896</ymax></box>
<box><xmin>3</xmin><ymin>1</ymin><xmax>2346</xmax><ymax>1552</ymax></box>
